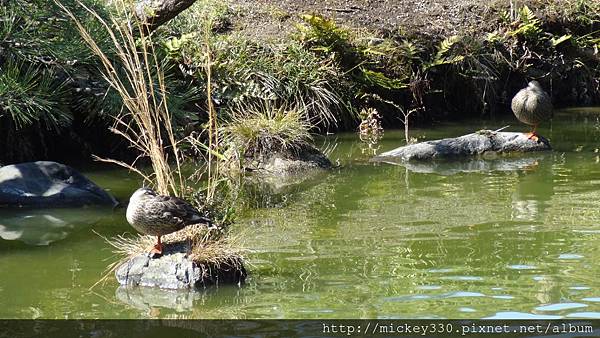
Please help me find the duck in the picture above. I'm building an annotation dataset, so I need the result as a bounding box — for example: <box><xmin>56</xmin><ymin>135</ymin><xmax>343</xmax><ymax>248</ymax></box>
<box><xmin>126</xmin><ymin>187</ymin><xmax>212</xmax><ymax>255</ymax></box>
<box><xmin>511</xmin><ymin>80</ymin><xmax>553</xmax><ymax>142</ymax></box>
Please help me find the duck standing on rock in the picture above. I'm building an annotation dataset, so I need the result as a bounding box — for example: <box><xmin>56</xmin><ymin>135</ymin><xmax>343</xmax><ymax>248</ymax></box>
<box><xmin>511</xmin><ymin>80</ymin><xmax>553</xmax><ymax>142</ymax></box>
<box><xmin>126</xmin><ymin>187</ymin><xmax>212</xmax><ymax>255</ymax></box>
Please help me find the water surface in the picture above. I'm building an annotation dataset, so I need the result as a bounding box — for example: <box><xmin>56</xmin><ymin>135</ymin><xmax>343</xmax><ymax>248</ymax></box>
<box><xmin>1</xmin><ymin>109</ymin><xmax>600</xmax><ymax>319</ymax></box>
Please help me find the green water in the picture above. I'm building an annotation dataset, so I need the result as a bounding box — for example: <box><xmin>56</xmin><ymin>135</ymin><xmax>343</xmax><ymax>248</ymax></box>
<box><xmin>1</xmin><ymin>109</ymin><xmax>600</xmax><ymax>319</ymax></box>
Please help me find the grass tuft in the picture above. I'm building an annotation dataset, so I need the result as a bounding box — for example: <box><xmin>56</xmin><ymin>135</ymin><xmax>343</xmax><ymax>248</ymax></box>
<box><xmin>92</xmin><ymin>225</ymin><xmax>246</xmax><ymax>289</ymax></box>
<box><xmin>221</xmin><ymin>104</ymin><xmax>312</xmax><ymax>163</ymax></box>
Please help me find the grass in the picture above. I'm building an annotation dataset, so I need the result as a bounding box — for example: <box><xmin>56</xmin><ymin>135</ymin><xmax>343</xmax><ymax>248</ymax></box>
<box><xmin>164</xmin><ymin>5</ymin><xmax>355</xmax><ymax>129</ymax></box>
<box><xmin>57</xmin><ymin>0</ymin><xmax>184</xmax><ymax>196</ymax></box>
<box><xmin>93</xmin><ymin>225</ymin><xmax>246</xmax><ymax>289</ymax></box>
<box><xmin>59</xmin><ymin>0</ymin><xmax>247</xmax><ymax>288</ymax></box>
<box><xmin>221</xmin><ymin>104</ymin><xmax>312</xmax><ymax>166</ymax></box>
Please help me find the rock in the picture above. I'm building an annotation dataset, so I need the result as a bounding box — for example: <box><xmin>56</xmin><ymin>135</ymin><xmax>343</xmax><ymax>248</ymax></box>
<box><xmin>115</xmin><ymin>241</ymin><xmax>247</xmax><ymax>289</ymax></box>
<box><xmin>250</xmin><ymin>144</ymin><xmax>332</xmax><ymax>177</ymax></box>
<box><xmin>372</xmin><ymin>131</ymin><xmax>551</xmax><ymax>163</ymax></box>
<box><xmin>0</xmin><ymin>161</ymin><xmax>118</xmax><ymax>207</ymax></box>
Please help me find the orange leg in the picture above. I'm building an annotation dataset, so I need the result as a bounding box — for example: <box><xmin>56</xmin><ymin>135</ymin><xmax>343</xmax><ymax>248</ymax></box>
<box><xmin>150</xmin><ymin>235</ymin><xmax>163</xmax><ymax>255</ymax></box>
<box><xmin>526</xmin><ymin>124</ymin><xmax>539</xmax><ymax>142</ymax></box>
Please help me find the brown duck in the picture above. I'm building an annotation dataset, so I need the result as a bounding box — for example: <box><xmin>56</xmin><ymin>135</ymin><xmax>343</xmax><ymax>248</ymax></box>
<box><xmin>126</xmin><ymin>187</ymin><xmax>212</xmax><ymax>254</ymax></box>
<box><xmin>511</xmin><ymin>80</ymin><xmax>553</xmax><ymax>142</ymax></box>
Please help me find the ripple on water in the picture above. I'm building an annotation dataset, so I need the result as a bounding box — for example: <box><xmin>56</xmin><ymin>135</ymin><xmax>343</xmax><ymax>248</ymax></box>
<box><xmin>535</xmin><ymin>303</ymin><xmax>588</xmax><ymax>312</ymax></box>
<box><xmin>439</xmin><ymin>276</ymin><xmax>484</xmax><ymax>281</ymax></box>
<box><xmin>446</xmin><ymin>291</ymin><xmax>485</xmax><ymax>298</ymax></box>
<box><xmin>491</xmin><ymin>295</ymin><xmax>514</xmax><ymax>300</ymax></box>
<box><xmin>582</xmin><ymin>297</ymin><xmax>600</xmax><ymax>302</ymax></box>
<box><xmin>484</xmin><ymin>312</ymin><xmax>562</xmax><ymax>319</ymax></box>
<box><xmin>507</xmin><ymin>264</ymin><xmax>538</xmax><ymax>270</ymax></box>
<box><xmin>558</xmin><ymin>254</ymin><xmax>584</xmax><ymax>260</ymax></box>
<box><xmin>565</xmin><ymin>312</ymin><xmax>600</xmax><ymax>319</ymax></box>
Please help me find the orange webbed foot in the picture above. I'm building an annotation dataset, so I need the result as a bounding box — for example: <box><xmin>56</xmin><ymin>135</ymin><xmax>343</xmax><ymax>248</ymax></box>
<box><xmin>149</xmin><ymin>243</ymin><xmax>163</xmax><ymax>256</ymax></box>
<box><xmin>525</xmin><ymin>132</ymin><xmax>539</xmax><ymax>143</ymax></box>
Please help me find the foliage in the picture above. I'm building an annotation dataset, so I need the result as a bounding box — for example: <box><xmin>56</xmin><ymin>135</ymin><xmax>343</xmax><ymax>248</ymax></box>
<box><xmin>511</xmin><ymin>5</ymin><xmax>543</xmax><ymax>41</ymax></box>
<box><xmin>58</xmin><ymin>0</ymin><xmax>186</xmax><ymax>196</ymax></box>
<box><xmin>0</xmin><ymin>0</ymin><xmax>118</xmax><ymax>162</ymax></box>
<box><xmin>221</xmin><ymin>104</ymin><xmax>312</xmax><ymax>163</ymax></box>
<box><xmin>163</xmin><ymin>7</ymin><xmax>354</xmax><ymax>128</ymax></box>
<box><xmin>0</xmin><ymin>60</ymin><xmax>70</xmax><ymax>131</ymax></box>
<box><xmin>358</xmin><ymin>107</ymin><xmax>383</xmax><ymax>155</ymax></box>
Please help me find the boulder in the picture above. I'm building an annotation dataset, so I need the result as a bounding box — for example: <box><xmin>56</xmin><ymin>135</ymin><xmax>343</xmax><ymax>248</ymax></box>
<box><xmin>115</xmin><ymin>241</ymin><xmax>246</xmax><ymax>289</ymax></box>
<box><xmin>0</xmin><ymin>161</ymin><xmax>118</xmax><ymax>207</ymax></box>
<box><xmin>247</xmin><ymin>144</ymin><xmax>332</xmax><ymax>177</ymax></box>
<box><xmin>372</xmin><ymin>130</ymin><xmax>551</xmax><ymax>163</ymax></box>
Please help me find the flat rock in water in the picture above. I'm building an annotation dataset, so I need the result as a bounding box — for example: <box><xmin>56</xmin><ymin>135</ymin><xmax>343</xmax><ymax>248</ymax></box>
<box><xmin>0</xmin><ymin>161</ymin><xmax>118</xmax><ymax>207</ymax></box>
<box><xmin>372</xmin><ymin>131</ymin><xmax>551</xmax><ymax>163</ymax></box>
<box><xmin>115</xmin><ymin>242</ymin><xmax>246</xmax><ymax>289</ymax></box>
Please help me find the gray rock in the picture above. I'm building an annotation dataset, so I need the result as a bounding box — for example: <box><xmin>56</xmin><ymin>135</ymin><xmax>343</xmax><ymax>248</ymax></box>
<box><xmin>115</xmin><ymin>241</ymin><xmax>246</xmax><ymax>289</ymax></box>
<box><xmin>0</xmin><ymin>161</ymin><xmax>118</xmax><ymax>207</ymax></box>
<box><xmin>372</xmin><ymin>131</ymin><xmax>551</xmax><ymax>163</ymax></box>
<box><xmin>250</xmin><ymin>145</ymin><xmax>332</xmax><ymax>177</ymax></box>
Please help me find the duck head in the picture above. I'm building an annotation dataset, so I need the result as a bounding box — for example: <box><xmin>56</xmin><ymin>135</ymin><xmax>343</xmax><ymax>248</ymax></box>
<box><xmin>130</xmin><ymin>187</ymin><xmax>157</xmax><ymax>202</ymax></box>
<box><xmin>528</xmin><ymin>80</ymin><xmax>542</xmax><ymax>90</ymax></box>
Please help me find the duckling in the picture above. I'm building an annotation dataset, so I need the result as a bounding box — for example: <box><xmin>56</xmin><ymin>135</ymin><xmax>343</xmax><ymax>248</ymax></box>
<box><xmin>126</xmin><ymin>187</ymin><xmax>211</xmax><ymax>255</ymax></box>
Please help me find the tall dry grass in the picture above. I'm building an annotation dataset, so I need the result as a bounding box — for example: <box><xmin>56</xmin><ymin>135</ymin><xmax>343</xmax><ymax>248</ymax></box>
<box><xmin>56</xmin><ymin>0</ymin><xmax>183</xmax><ymax>196</ymax></box>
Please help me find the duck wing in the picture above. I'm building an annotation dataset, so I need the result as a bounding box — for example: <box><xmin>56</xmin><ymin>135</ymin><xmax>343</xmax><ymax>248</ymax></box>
<box><xmin>150</xmin><ymin>195</ymin><xmax>212</xmax><ymax>227</ymax></box>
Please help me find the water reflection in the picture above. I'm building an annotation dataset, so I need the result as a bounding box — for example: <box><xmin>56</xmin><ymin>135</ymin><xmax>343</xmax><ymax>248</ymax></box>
<box><xmin>115</xmin><ymin>286</ymin><xmax>202</xmax><ymax>315</ymax></box>
<box><xmin>2</xmin><ymin>113</ymin><xmax>600</xmax><ymax>319</ymax></box>
<box><xmin>0</xmin><ymin>208</ymin><xmax>112</xmax><ymax>245</ymax></box>
<box><xmin>379</xmin><ymin>153</ymin><xmax>547</xmax><ymax>175</ymax></box>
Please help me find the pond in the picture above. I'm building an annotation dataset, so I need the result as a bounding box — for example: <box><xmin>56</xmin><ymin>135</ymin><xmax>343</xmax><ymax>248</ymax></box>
<box><xmin>1</xmin><ymin>108</ymin><xmax>600</xmax><ymax>319</ymax></box>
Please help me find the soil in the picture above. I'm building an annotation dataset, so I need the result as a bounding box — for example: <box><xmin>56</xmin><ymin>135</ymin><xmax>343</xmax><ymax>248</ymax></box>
<box><xmin>229</xmin><ymin>0</ymin><xmax>510</xmax><ymax>40</ymax></box>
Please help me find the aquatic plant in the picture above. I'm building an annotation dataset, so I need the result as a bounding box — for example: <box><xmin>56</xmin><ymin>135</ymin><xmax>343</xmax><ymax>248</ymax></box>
<box><xmin>358</xmin><ymin>107</ymin><xmax>383</xmax><ymax>155</ymax></box>
<box><xmin>220</xmin><ymin>104</ymin><xmax>312</xmax><ymax>168</ymax></box>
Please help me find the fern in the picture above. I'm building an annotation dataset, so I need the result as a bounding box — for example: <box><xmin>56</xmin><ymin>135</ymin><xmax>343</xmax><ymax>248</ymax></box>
<box><xmin>425</xmin><ymin>35</ymin><xmax>464</xmax><ymax>69</ymax></box>
<box><xmin>359</xmin><ymin>68</ymin><xmax>408</xmax><ymax>90</ymax></box>
<box><xmin>511</xmin><ymin>5</ymin><xmax>543</xmax><ymax>40</ymax></box>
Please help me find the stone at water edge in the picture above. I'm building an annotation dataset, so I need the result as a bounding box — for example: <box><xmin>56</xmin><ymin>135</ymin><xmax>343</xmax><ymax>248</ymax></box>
<box><xmin>371</xmin><ymin>131</ymin><xmax>551</xmax><ymax>162</ymax></box>
<box><xmin>0</xmin><ymin>161</ymin><xmax>118</xmax><ymax>207</ymax></box>
<box><xmin>115</xmin><ymin>242</ymin><xmax>247</xmax><ymax>289</ymax></box>
<box><xmin>243</xmin><ymin>144</ymin><xmax>332</xmax><ymax>176</ymax></box>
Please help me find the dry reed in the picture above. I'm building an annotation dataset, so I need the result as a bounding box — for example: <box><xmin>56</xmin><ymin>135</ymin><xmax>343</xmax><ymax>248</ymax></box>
<box><xmin>56</xmin><ymin>0</ymin><xmax>184</xmax><ymax>196</ymax></box>
<box><xmin>91</xmin><ymin>225</ymin><xmax>247</xmax><ymax>289</ymax></box>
